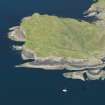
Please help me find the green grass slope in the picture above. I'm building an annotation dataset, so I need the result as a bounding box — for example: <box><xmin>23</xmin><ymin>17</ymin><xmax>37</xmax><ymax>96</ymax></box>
<box><xmin>21</xmin><ymin>13</ymin><xmax>105</xmax><ymax>59</ymax></box>
<box><xmin>95</xmin><ymin>0</ymin><xmax>105</xmax><ymax>8</ymax></box>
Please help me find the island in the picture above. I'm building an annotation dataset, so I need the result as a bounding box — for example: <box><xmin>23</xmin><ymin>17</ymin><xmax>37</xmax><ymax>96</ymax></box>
<box><xmin>8</xmin><ymin>0</ymin><xmax>105</xmax><ymax>81</ymax></box>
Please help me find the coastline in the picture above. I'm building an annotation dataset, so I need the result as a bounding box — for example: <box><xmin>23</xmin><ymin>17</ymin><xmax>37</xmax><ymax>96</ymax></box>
<box><xmin>8</xmin><ymin>1</ymin><xmax>105</xmax><ymax>81</ymax></box>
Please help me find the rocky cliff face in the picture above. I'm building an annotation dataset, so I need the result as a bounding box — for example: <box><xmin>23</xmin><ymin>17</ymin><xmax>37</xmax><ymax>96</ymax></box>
<box><xmin>8</xmin><ymin>0</ymin><xmax>105</xmax><ymax>81</ymax></box>
<box><xmin>84</xmin><ymin>0</ymin><xmax>105</xmax><ymax>27</ymax></box>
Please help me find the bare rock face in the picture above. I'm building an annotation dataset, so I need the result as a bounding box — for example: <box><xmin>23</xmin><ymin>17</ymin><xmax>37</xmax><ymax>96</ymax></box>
<box><xmin>8</xmin><ymin>26</ymin><xmax>25</xmax><ymax>42</ymax></box>
<box><xmin>21</xmin><ymin>49</ymin><xmax>35</xmax><ymax>60</ymax></box>
<box><xmin>84</xmin><ymin>0</ymin><xmax>105</xmax><ymax>27</ymax></box>
<box><xmin>63</xmin><ymin>69</ymin><xmax>105</xmax><ymax>81</ymax></box>
<box><xmin>86</xmin><ymin>69</ymin><xmax>102</xmax><ymax>80</ymax></box>
<box><xmin>63</xmin><ymin>71</ymin><xmax>85</xmax><ymax>81</ymax></box>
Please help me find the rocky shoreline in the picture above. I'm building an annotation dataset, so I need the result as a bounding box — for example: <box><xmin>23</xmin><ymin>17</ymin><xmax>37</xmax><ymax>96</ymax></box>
<box><xmin>8</xmin><ymin>1</ymin><xmax>105</xmax><ymax>81</ymax></box>
<box><xmin>8</xmin><ymin>25</ymin><xmax>105</xmax><ymax>80</ymax></box>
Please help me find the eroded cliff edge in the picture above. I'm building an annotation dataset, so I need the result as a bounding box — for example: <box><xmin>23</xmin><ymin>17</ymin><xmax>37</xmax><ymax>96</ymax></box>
<box><xmin>8</xmin><ymin>0</ymin><xmax>105</xmax><ymax>81</ymax></box>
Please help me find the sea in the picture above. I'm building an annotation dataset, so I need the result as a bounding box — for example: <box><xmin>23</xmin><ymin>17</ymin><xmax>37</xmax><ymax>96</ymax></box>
<box><xmin>0</xmin><ymin>0</ymin><xmax>105</xmax><ymax>105</ymax></box>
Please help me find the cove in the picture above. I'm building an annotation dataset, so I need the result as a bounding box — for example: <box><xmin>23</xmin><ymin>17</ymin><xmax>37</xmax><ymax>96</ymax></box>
<box><xmin>0</xmin><ymin>0</ymin><xmax>105</xmax><ymax>105</ymax></box>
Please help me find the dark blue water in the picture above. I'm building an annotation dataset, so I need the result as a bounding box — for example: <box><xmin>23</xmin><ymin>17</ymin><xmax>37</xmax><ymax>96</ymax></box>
<box><xmin>0</xmin><ymin>0</ymin><xmax>105</xmax><ymax>105</ymax></box>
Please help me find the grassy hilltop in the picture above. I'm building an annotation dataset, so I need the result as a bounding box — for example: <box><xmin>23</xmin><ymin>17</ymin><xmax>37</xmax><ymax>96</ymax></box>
<box><xmin>20</xmin><ymin>0</ymin><xmax>105</xmax><ymax>59</ymax></box>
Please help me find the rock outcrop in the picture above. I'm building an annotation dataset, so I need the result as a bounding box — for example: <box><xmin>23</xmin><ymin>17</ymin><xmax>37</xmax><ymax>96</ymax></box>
<box><xmin>8</xmin><ymin>0</ymin><xmax>105</xmax><ymax>81</ymax></box>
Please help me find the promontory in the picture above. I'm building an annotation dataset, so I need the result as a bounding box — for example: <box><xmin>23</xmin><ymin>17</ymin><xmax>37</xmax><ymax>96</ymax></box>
<box><xmin>8</xmin><ymin>0</ymin><xmax>105</xmax><ymax>81</ymax></box>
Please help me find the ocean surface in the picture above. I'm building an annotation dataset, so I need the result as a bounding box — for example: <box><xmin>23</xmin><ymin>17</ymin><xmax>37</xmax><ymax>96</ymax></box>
<box><xmin>0</xmin><ymin>0</ymin><xmax>105</xmax><ymax>105</ymax></box>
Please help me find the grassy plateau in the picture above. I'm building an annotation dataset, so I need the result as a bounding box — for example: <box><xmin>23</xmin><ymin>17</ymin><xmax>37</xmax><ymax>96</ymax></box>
<box><xmin>21</xmin><ymin>0</ymin><xmax>105</xmax><ymax>59</ymax></box>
